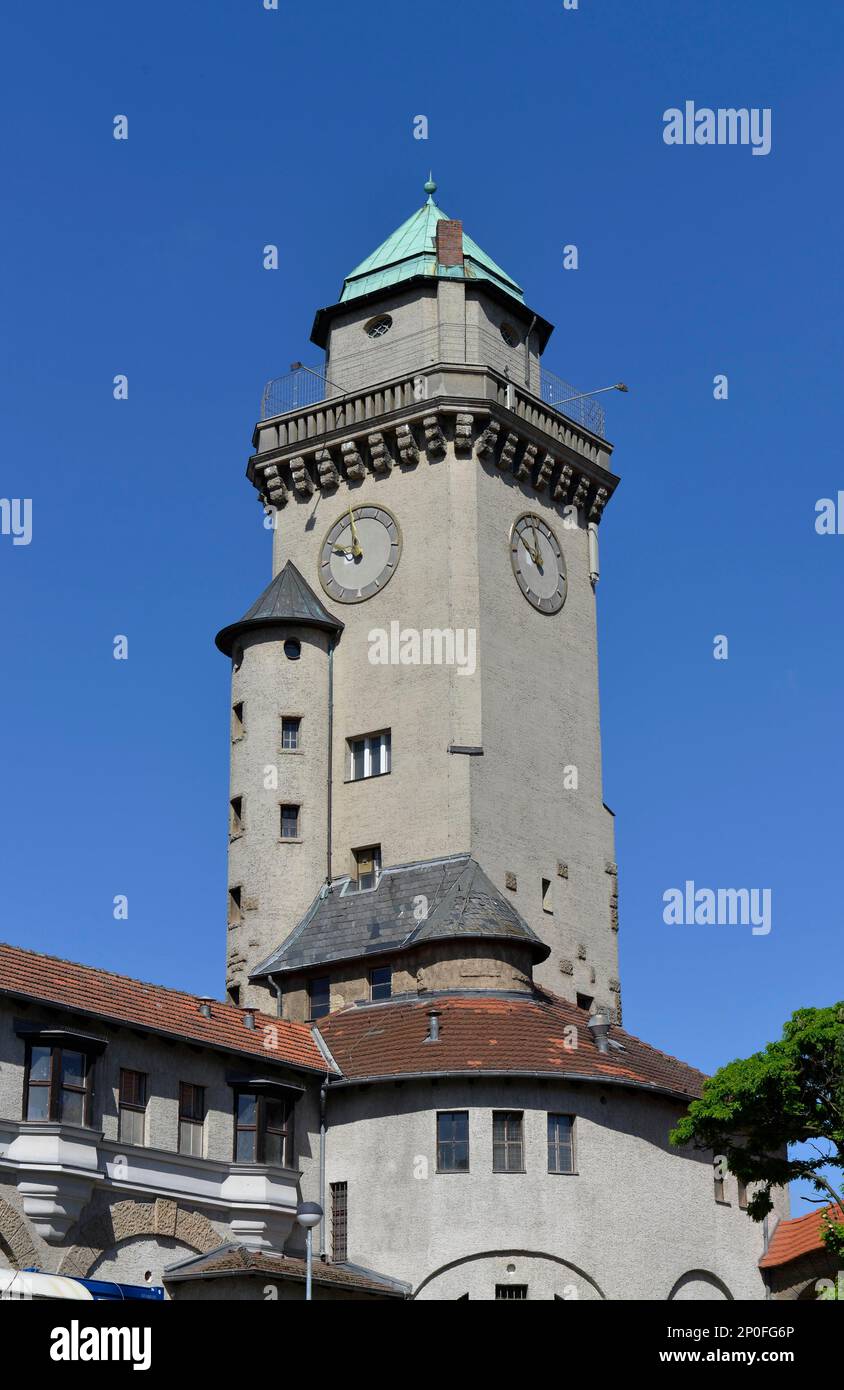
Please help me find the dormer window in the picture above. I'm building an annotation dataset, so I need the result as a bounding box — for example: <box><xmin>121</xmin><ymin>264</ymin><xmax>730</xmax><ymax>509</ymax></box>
<box><xmin>351</xmin><ymin>844</ymin><xmax>381</xmax><ymax>892</ymax></box>
<box><xmin>364</xmin><ymin>314</ymin><xmax>392</xmax><ymax>340</ymax></box>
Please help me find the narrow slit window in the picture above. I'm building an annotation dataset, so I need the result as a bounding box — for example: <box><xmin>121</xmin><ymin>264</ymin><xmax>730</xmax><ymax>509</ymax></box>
<box><xmin>232</xmin><ymin>702</ymin><xmax>244</xmax><ymax>738</ymax></box>
<box><xmin>228</xmin><ymin>885</ymin><xmax>242</xmax><ymax>926</ymax></box>
<box><xmin>331</xmin><ymin>1181</ymin><xmax>348</xmax><ymax>1263</ymax></box>
<box><xmin>230</xmin><ymin>796</ymin><xmax>243</xmax><ymax>836</ymax></box>
<box><xmin>542</xmin><ymin>877</ymin><xmax>553</xmax><ymax>913</ymax></box>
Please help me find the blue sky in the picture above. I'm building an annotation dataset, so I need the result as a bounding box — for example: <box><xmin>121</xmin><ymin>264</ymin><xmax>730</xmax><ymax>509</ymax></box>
<box><xmin>1</xmin><ymin>2</ymin><xmax>841</xmax><ymax>1216</ymax></box>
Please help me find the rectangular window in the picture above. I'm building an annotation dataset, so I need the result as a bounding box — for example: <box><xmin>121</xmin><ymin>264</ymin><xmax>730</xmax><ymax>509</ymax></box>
<box><xmin>737</xmin><ymin>1178</ymin><xmax>748</xmax><ymax>1210</ymax></box>
<box><xmin>119</xmin><ymin>1069</ymin><xmax>147</xmax><ymax>1146</ymax></box>
<box><xmin>331</xmin><ymin>1181</ymin><xmax>348</xmax><ymax>1263</ymax></box>
<box><xmin>234</xmin><ymin>1091</ymin><xmax>294</xmax><ymax>1166</ymax></box>
<box><xmin>281</xmin><ymin>716</ymin><xmax>301</xmax><ymax>750</ymax></box>
<box><xmin>369</xmin><ymin>966</ymin><xmax>392</xmax><ymax>1001</ymax></box>
<box><xmin>351</xmin><ymin>844</ymin><xmax>381</xmax><ymax>891</ymax></box>
<box><xmin>229</xmin><ymin>796</ymin><xmax>243</xmax><ymax>837</ymax></box>
<box><xmin>348</xmin><ymin>730</ymin><xmax>391</xmax><ymax>781</ymax></box>
<box><xmin>178</xmin><ymin>1082</ymin><xmax>205</xmax><ymax>1157</ymax></box>
<box><xmin>280</xmin><ymin>804</ymin><xmax>300</xmax><ymax>839</ymax></box>
<box><xmin>437</xmin><ymin>1111</ymin><xmax>469</xmax><ymax>1172</ymax></box>
<box><xmin>547</xmin><ymin>1113</ymin><xmax>575</xmax><ymax>1174</ymax></box>
<box><xmin>228</xmin><ymin>885</ymin><xmax>242</xmax><ymax>926</ymax></box>
<box><xmin>308</xmin><ymin>977</ymin><xmax>330</xmax><ymax>1020</ymax></box>
<box><xmin>25</xmin><ymin>1045</ymin><xmax>91</xmax><ymax>1125</ymax></box>
<box><xmin>541</xmin><ymin>878</ymin><xmax>553</xmax><ymax>913</ymax></box>
<box><xmin>232</xmin><ymin>702</ymin><xmax>244</xmax><ymax>739</ymax></box>
<box><xmin>493</xmin><ymin>1111</ymin><xmax>524</xmax><ymax>1173</ymax></box>
<box><xmin>495</xmin><ymin>1285</ymin><xmax>528</xmax><ymax>1300</ymax></box>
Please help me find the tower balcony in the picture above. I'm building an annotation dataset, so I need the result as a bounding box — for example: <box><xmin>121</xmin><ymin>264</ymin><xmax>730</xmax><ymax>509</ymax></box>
<box><xmin>249</xmin><ymin>326</ymin><xmax>619</xmax><ymax>522</ymax></box>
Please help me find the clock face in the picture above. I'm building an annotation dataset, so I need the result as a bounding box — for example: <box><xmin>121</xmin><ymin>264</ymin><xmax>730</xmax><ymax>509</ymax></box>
<box><xmin>510</xmin><ymin>512</ymin><xmax>567</xmax><ymax>614</ymax></box>
<box><xmin>319</xmin><ymin>504</ymin><xmax>401</xmax><ymax>603</ymax></box>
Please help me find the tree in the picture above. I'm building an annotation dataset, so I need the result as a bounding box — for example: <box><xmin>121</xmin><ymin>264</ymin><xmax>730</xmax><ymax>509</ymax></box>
<box><xmin>670</xmin><ymin>1003</ymin><xmax>844</xmax><ymax>1262</ymax></box>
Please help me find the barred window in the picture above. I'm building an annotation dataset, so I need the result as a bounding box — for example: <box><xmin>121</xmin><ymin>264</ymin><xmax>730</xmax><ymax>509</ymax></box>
<box><xmin>492</xmin><ymin>1111</ymin><xmax>524</xmax><ymax>1173</ymax></box>
<box><xmin>495</xmin><ymin>1284</ymin><xmax>528</xmax><ymax>1300</ymax></box>
<box><xmin>331</xmin><ymin>1181</ymin><xmax>348</xmax><ymax>1263</ymax></box>
<box><xmin>437</xmin><ymin>1111</ymin><xmax>469</xmax><ymax>1172</ymax></box>
<box><xmin>547</xmin><ymin>1113</ymin><xmax>575</xmax><ymax>1173</ymax></box>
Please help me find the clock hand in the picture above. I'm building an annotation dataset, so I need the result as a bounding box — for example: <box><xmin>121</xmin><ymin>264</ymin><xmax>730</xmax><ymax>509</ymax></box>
<box><xmin>522</xmin><ymin>533</ymin><xmax>541</xmax><ymax>565</ymax></box>
<box><xmin>347</xmin><ymin>505</ymin><xmax>363</xmax><ymax>557</ymax></box>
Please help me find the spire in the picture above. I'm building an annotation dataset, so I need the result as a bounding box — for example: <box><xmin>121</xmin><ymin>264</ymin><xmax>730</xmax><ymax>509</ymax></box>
<box><xmin>215</xmin><ymin>561</ymin><xmax>343</xmax><ymax>656</ymax></box>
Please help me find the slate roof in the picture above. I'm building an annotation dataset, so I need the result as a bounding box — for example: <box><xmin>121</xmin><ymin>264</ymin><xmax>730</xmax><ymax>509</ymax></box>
<box><xmin>0</xmin><ymin>942</ymin><xmax>329</xmax><ymax>1075</ymax></box>
<box><xmin>164</xmin><ymin>1244</ymin><xmax>409</xmax><ymax>1298</ymax></box>
<box><xmin>317</xmin><ymin>992</ymin><xmax>708</xmax><ymax>1100</ymax></box>
<box><xmin>251</xmin><ymin>854</ymin><xmax>550</xmax><ymax>979</ymax></box>
<box><xmin>215</xmin><ymin>561</ymin><xmax>343</xmax><ymax>656</ymax></box>
<box><xmin>338</xmin><ymin>184</ymin><xmax>525</xmax><ymax>305</ymax></box>
<box><xmin>759</xmin><ymin>1206</ymin><xmax>842</xmax><ymax>1270</ymax></box>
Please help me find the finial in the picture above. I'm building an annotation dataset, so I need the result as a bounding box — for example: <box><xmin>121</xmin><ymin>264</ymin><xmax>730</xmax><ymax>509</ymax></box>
<box><xmin>424</xmin><ymin>172</ymin><xmax>437</xmax><ymax>200</ymax></box>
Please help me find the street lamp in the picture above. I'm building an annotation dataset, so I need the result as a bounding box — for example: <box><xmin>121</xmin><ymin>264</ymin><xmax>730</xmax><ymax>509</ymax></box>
<box><xmin>553</xmin><ymin>382</ymin><xmax>629</xmax><ymax>406</ymax></box>
<box><xmin>296</xmin><ymin>1200</ymin><xmax>323</xmax><ymax>1301</ymax></box>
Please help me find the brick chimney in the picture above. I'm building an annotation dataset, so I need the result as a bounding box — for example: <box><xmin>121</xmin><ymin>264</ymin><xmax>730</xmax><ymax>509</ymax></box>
<box><xmin>435</xmin><ymin>219</ymin><xmax>464</xmax><ymax>268</ymax></box>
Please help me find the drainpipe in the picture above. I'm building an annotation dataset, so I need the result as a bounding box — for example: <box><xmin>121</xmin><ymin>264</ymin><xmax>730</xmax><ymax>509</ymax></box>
<box><xmin>319</xmin><ymin>1075</ymin><xmax>329</xmax><ymax>1260</ymax></box>
<box><xmin>326</xmin><ymin>636</ymin><xmax>335</xmax><ymax>884</ymax></box>
<box><xmin>588</xmin><ymin>522</ymin><xmax>600</xmax><ymax>589</ymax></box>
<box><xmin>524</xmin><ymin>314</ymin><xmax>537</xmax><ymax>387</ymax></box>
<box><xmin>267</xmin><ymin>973</ymin><xmax>283</xmax><ymax>1019</ymax></box>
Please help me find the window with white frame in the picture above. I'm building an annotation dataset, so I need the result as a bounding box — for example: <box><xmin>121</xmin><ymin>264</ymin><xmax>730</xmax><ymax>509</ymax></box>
<box><xmin>348</xmin><ymin>730</ymin><xmax>391</xmax><ymax>781</ymax></box>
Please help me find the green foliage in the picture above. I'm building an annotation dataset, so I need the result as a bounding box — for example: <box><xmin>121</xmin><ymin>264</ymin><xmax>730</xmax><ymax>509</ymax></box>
<box><xmin>670</xmin><ymin>1003</ymin><xmax>844</xmax><ymax>1253</ymax></box>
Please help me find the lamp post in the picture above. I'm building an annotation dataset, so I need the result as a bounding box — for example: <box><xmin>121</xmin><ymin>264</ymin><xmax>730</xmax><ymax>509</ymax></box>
<box><xmin>553</xmin><ymin>382</ymin><xmax>629</xmax><ymax>406</ymax></box>
<box><xmin>296</xmin><ymin>1200</ymin><xmax>323</xmax><ymax>1301</ymax></box>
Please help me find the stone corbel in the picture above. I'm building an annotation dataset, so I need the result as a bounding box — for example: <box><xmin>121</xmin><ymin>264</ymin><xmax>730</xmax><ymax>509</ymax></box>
<box><xmin>340</xmin><ymin>440</ymin><xmax>366</xmax><ymax>480</ymax></box>
<box><xmin>423</xmin><ymin>414</ymin><xmax>447</xmax><ymax>459</ymax></box>
<box><xmin>289</xmin><ymin>456</ymin><xmax>315</xmax><ymax>496</ymax></box>
<box><xmin>513</xmin><ymin>441</ymin><xmax>538</xmax><ymax>480</ymax></box>
<box><xmin>498</xmin><ymin>432</ymin><xmax>518</xmax><ymax>471</ymax></box>
<box><xmin>535</xmin><ymin>453</ymin><xmax>555</xmax><ymax>492</ymax></box>
<box><xmin>454</xmin><ymin>413</ymin><xmax>474</xmax><ymax>453</ymax></box>
<box><xmin>396</xmin><ymin>423</ymin><xmax>419</xmax><ymax>466</ymax></box>
<box><xmin>590</xmin><ymin>486</ymin><xmax>609</xmax><ymax>522</ymax></box>
<box><xmin>475</xmin><ymin>419</ymin><xmax>500</xmax><ymax>460</ymax></box>
<box><xmin>553</xmin><ymin>463</ymin><xmax>573</xmax><ymax>502</ymax></box>
<box><xmin>315</xmin><ymin>449</ymin><xmax>341</xmax><ymax>489</ymax></box>
<box><xmin>261</xmin><ymin>464</ymin><xmax>289</xmax><ymax>508</ymax></box>
<box><xmin>571</xmin><ymin>475</ymin><xmax>589</xmax><ymax>511</ymax></box>
<box><xmin>367</xmin><ymin>431</ymin><xmax>394</xmax><ymax>472</ymax></box>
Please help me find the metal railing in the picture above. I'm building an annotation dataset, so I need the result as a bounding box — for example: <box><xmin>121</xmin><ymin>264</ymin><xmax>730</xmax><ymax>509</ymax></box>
<box><xmin>260</xmin><ymin>323</ymin><xmax>606</xmax><ymax>437</ymax></box>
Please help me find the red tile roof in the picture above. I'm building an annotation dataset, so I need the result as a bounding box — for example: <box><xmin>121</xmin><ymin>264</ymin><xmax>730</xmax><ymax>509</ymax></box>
<box><xmin>759</xmin><ymin>1205</ymin><xmax>842</xmax><ymax>1269</ymax></box>
<box><xmin>317</xmin><ymin>992</ymin><xmax>707</xmax><ymax>1098</ymax></box>
<box><xmin>0</xmin><ymin>943</ymin><xmax>329</xmax><ymax>1075</ymax></box>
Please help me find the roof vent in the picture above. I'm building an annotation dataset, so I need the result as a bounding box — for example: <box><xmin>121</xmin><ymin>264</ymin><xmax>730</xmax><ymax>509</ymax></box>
<box><xmin>243</xmin><ymin>1008</ymin><xmax>256</xmax><ymax>1031</ymax></box>
<box><xmin>424</xmin><ymin>1008</ymin><xmax>442</xmax><ymax>1043</ymax></box>
<box><xmin>198</xmin><ymin>997</ymin><xmax>213</xmax><ymax>1020</ymax></box>
<box><xmin>587</xmin><ymin>1007</ymin><xmax>611</xmax><ymax>1054</ymax></box>
<box><xmin>435</xmin><ymin>219</ymin><xmax>463</xmax><ymax>269</ymax></box>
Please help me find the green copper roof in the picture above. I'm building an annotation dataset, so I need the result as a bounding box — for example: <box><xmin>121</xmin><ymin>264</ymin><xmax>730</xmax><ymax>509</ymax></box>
<box><xmin>339</xmin><ymin>180</ymin><xmax>525</xmax><ymax>305</ymax></box>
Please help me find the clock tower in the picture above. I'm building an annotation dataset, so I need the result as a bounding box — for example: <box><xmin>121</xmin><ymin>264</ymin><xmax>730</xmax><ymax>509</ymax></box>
<box><xmin>217</xmin><ymin>180</ymin><xmax>622</xmax><ymax>1019</ymax></box>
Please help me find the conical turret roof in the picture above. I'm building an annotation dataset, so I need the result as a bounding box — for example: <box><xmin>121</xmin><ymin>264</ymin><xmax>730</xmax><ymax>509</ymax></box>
<box><xmin>215</xmin><ymin>561</ymin><xmax>343</xmax><ymax>656</ymax></box>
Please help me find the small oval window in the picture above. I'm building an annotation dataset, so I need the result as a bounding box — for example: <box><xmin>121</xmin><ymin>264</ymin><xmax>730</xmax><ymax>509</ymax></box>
<box><xmin>284</xmin><ymin>639</ymin><xmax>301</xmax><ymax>661</ymax></box>
<box><xmin>500</xmin><ymin>322</ymin><xmax>519</xmax><ymax>347</ymax></box>
<box><xmin>364</xmin><ymin>314</ymin><xmax>393</xmax><ymax>340</ymax></box>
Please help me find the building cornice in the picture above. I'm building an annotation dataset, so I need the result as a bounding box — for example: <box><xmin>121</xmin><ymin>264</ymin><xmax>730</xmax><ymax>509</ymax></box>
<box><xmin>248</xmin><ymin>362</ymin><xmax>619</xmax><ymax>523</ymax></box>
